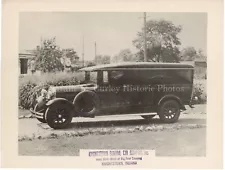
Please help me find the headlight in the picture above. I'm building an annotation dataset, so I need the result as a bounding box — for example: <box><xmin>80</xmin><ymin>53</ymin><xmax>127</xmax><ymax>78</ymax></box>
<box><xmin>36</xmin><ymin>89</ymin><xmax>48</xmax><ymax>102</ymax></box>
<box><xmin>47</xmin><ymin>86</ymin><xmax>56</xmax><ymax>99</ymax></box>
<box><xmin>193</xmin><ymin>96</ymin><xmax>198</xmax><ymax>101</ymax></box>
<box><xmin>41</xmin><ymin>89</ymin><xmax>48</xmax><ymax>98</ymax></box>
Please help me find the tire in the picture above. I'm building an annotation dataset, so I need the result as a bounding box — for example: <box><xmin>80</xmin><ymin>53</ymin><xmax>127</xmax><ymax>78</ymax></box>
<box><xmin>34</xmin><ymin>103</ymin><xmax>46</xmax><ymax>123</ymax></box>
<box><xmin>45</xmin><ymin>102</ymin><xmax>73</xmax><ymax>129</ymax></box>
<box><xmin>141</xmin><ymin>115</ymin><xmax>156</xmax><ymax>120</ymax></box>
<box><xmin>73</xmin><ymin>91</ymin><xmax>100</xmax><ymax>117</ymax></box>
<box><xmin>158</xmin><ymin>99</ymin><xmax>180</xmax><ymax>123</ymax></box>
<box><xmin>37</xmin><ymin>117</ymin><xmax>46</xmax><ymax>123</ymax></box>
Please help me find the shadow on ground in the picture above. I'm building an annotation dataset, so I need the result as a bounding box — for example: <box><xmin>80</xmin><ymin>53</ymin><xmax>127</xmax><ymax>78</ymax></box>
<box><xmin>64</xmin><ymin>117</ymin><xmax>206</xmax><ymax>130</ymax></box>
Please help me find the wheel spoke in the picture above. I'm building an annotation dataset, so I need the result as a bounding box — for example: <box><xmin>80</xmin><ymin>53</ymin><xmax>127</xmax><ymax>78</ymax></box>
<box><xmin>49</xmin><ymin>107</ymin><xmax>70</xmax><ymax>124</ymax></box>
<box><xmin>161</xmin><ymin>102</ymin><xmax>180</xmax><ymax>121</ymax></box>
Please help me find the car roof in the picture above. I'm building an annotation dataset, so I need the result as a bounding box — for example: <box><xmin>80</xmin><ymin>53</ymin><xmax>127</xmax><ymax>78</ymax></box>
<box><xmin>79</xmin><ymin>62</ymin><xmax>194</xmax><ymax>72</ymax></box>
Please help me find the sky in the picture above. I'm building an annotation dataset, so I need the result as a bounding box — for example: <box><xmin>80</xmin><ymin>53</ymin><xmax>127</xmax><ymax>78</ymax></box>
<box><xmin>19</xmin><ymin>12</ymin><xmax>207</xmax><ymax>60</ymax></box>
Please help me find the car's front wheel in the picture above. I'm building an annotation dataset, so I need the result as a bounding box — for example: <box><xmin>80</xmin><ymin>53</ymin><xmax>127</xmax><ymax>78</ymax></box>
<box><xmin>37</xmin><ymin>117</ymin><xmax>46</xmax><ymax>123</ymax></box>
<box><xmin>158</xmin><ymin>99</ymin><xmax>180</xmax><ymax>123</ymax></box>
<box><xmin>45</xmin><ymin>103</ymin><xmax>73</xmax><ymax>129</ymax></box>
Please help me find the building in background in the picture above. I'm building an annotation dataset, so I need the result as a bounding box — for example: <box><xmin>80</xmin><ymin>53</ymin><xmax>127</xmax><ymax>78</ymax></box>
<box><xmin>194</xmin><ymin>58</ymin><xmax>207</xmax><ymax>79</ymax></box>
<box><xmin>180</xmin><ymin>58</ymin><xmax>207</xmax><ymax>79</ymax></box>
<box><xmin>19</xmin><ymin>50</ymin><xmax>36</xmax><ymax>75</ymax></box>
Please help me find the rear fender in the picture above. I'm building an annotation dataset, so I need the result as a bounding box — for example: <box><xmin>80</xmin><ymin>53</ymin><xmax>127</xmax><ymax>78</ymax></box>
<box><xmin>158</xmin><ymin>95</ymin><xmax>186</xmax><ymax>110</ymax></box>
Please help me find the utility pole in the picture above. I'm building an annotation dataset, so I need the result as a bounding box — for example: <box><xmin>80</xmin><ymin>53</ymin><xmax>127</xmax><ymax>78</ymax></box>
<box><xmin>40</xmin><ymin>36</ymin><xmax>43</xmax><ymax>48</ymax></box>
<box><xmin>143</xmin><ymin>12</ymin><xmax>147</xmax><ymax>62</ymax></box>
<box><xmin>82</xmin><ymin>35</ymin><xmax>84</xmax><ymax>67</ymax></box>
<box><xmin>94</xmin><ymin>42</ymin><xmax>97</xmax><ymax>63</ymax></box>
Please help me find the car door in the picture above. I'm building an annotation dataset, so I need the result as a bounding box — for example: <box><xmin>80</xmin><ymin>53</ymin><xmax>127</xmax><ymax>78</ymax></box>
<box><xmin>131</xmin><ymin>70</ymin><xmax>154</xmax><ymax>107</ymax></box>
<box><xmin>95</xmin><ymin>70</ymin><xmax>125</xmax><ymax>114</ymax></box>
<box><xmin>109</xmin><ymin>70</ymin><xmax>149</xmax><ymax>113</ymax></box>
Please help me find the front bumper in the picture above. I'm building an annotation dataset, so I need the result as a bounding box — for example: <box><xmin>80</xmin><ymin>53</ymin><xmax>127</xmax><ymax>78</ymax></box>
<box><xmin>30</xmin><ymin>108</ymin><xmax>44</xmax><ymax>119</ymax></box>
<box><xmin>30</xmin><ymin>96</ymin><xmax>47</xmax><ymax>119</ymax></box>
<box><xmin>188</xmin><ymin>96</ymin><xmax>198</xmax><ymax>108</ymax></box>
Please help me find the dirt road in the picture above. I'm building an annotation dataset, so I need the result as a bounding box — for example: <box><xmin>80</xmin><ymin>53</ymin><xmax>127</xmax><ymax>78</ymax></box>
<box><xmin>19</xmin><ymin>105</ymin><xmax>206</xmax><ymax>140</ymax></box>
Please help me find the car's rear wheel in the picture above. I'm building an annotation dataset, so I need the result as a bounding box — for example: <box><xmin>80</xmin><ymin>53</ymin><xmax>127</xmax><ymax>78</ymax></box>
<box><xmin>45</xmin><ymin>103</ymin><xmax>73</xmax><ymax>129</ymax></box>
<box><xmin>158</xmin><ymin>99</ymin><xmax>180</xmax><ymax>123</ymax></box>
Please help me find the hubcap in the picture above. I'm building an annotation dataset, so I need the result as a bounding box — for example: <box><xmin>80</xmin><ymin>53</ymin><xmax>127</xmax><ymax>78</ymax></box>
<box><xmin>164</xmin><ymin>104</ymin><xmax>177</xmax><ymax>119</ymax></box>
<box><xmin>51</xmin><ymin>108</ymin><xmax>68</xmax><ymax>124</ymax></box>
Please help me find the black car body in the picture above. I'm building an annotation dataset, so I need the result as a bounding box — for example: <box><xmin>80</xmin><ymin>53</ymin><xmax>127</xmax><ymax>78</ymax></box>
<box><xmin>30</xmin><ymin>62</ymin><xmax>195</xmax><ymax>129</ymax></box>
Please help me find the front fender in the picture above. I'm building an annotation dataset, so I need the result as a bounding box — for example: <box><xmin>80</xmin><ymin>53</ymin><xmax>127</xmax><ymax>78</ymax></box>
<box><xmin>46</xmin><ymin>98</ymin><xmax>74</xmax><ymax>109</ymax></box>
<box><xmin>158</xmin><ymin>94</ymin><xmax>186</xmax><ymax>110</ymax></box>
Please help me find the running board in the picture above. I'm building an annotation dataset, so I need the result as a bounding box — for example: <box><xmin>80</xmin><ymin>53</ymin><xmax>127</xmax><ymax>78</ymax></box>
<box><xmin>95</xmin><ymin>112</ymin><xmax>157</xmax><ymax>118</ymax></box>
<box><xmin>127</xmin><ymin>112</ymin><xmax>157</xmax><ymax>117</ymax></box>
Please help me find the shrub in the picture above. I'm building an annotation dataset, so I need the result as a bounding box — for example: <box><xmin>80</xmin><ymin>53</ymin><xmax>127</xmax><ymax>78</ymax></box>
<box><xmin>19</xmin><ymin>83</ymin><xmax>48</xmax><ymax>109</ymax></box>
<box><xmin>192</xmin><ymin>79</ymin><xmax>207</xmax><ymax>104</ymax></box>
<box><xmin>19</xmin><ymin>71</ymin><xmax>85</xmax><ymax>109</ymax></box>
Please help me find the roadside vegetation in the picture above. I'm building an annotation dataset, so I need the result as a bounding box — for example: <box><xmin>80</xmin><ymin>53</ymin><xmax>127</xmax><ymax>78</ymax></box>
<box><xmin>19</xmin><ymin>128</ymin><xmax>206</xmax><ymax>156</ymax></box>
<box><xmin>19</xmin><ymin>72</ymin><xmax>84</xmax><ymax>109</ymax></box>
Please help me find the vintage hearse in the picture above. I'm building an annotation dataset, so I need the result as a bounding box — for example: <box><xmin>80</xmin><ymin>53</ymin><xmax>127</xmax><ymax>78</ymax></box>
<box><xmin>30</xmin><ymin>62</ymin><xmax>195</xmax><ymax>129</ymax></box>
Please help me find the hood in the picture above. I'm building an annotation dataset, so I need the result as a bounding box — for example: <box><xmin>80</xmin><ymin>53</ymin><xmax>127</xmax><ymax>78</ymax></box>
<box><xmin>53</xmin><ymin>83</ymin><xmax>97</xmax><ymax>93</ymax></box>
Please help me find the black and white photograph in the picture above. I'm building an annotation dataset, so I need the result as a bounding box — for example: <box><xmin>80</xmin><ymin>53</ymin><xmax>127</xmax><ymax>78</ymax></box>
<box><xmin>1</xmin><ymin>0</ymin><xmax>223</xmax><ymax>168</ymax></box>
<box><xmin>1</xmin><ymin>0</ymin><xmax>224</xmax><ymax>167</ymax></box>
<box><xmin>18</xmin><ymin>12</ymin><xmax>208</xmax><ymax>158</ymax></box>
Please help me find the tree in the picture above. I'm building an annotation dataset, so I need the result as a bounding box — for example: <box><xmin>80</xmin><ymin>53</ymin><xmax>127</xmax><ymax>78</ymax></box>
<box><xmin>62</xmin><ymin>48</ymin><xmax>79</xmax><ymax>64</ymax></box>
<box><xmin>95</xmin><ymin>55</ymin><xmax>111</xmax><ymax>65</ymax></box>
<box><xmin>133</xmin><ymin>19</ymin><xmax>182</xmax><ymax>62</ymax></box>
<box><xmin>196</xmin><ymin>49</ymin><xmax>206</xmax><ymax>60</ymax></box>
<box><xmin>180</xmin><ymin>47</ymin><xmax>197</xmax><ymax>61</ymax></box>
<box><xmin>61</xmin><ymin>48</ymin><xmax>80</xmax><ymax>72</ymax></box>
<box><xmin>112</xmin><ymin>49</ymin><xmax>135</xmax><ymax>63</ymax></box>
<box><xmin>34</xmin><ymin>37</ymin><xmax>64</xmax><ymax>72</ymax></box>
<box><xmin>86</xmin><ymin>61</ymin><xmax>96</xmax><ymax>67</ymax></box>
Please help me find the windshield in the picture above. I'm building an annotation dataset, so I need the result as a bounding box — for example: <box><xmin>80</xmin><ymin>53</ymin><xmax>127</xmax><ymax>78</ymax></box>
<box><xmin>90</xmin><ymin>72</ymin><xmax>97</xmax><ymax>83</ymax></box>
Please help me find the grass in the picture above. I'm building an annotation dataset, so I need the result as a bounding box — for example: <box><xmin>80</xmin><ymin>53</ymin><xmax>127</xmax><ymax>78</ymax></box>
<box><xmin>193</xmin><ymin>79</ymin><xmax>207</xmax><ymax>104</ymax></box>
<box><xmin>18</xmin><ymin>128</ymin><xmax>206</xmax><ymax>156</ymax></box>
<box><xmin>19</xmin><ymin>71</ymin><xmax>85</xmax><ymax>86</ymax></box>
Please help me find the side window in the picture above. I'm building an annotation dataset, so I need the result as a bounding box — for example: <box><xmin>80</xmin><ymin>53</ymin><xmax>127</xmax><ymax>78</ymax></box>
<box><xmin>103</xmin><ymin>71</ymin><xmax>109</xmax><ymax>84</ymax></box>
<box><xmin>97</xmin><ymin>71</ymin><xmax>109</xmax><ymax>85</ymax></box>
<box><xmin>111</xmin><ymin>71</ymin><xmax>123</xmax><ymax>79</ymax></box>
<box><xmin>136</xmin><ymin>70</ymin><xmax>173</xmax><ymax>84</ymax></box>
<box><xmin>109</xmin><ymin>71</ymin><xmax>124</xmax><ymax>85</ymax></box>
